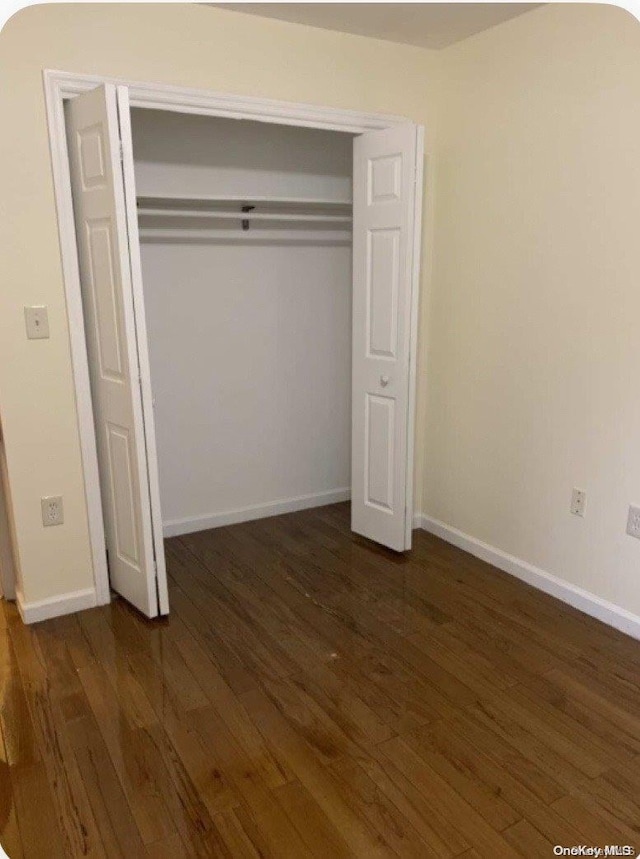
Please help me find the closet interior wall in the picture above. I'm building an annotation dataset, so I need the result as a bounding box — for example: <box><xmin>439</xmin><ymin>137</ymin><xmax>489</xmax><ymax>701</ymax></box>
<box><xmin>130</xmin><ymin>109</ymin><xmax>354</xmax><ymax>535</ymax></box>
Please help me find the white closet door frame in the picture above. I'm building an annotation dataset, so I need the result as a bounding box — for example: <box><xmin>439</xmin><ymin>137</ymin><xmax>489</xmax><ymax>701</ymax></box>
<box><xmin>43</xmin><ymin>69</ymin><xmax>425</xmax><ymax>608</ymax></box>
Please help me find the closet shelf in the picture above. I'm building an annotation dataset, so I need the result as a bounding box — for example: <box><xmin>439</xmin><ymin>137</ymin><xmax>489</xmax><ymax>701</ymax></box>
<box><xmin>136</xmin><ymin>195</ymin><xmax>353</xmax><ymax>232</ymax></box>
<box><xmin>137</xmin><ymin>194</ymin><xmax>352</xmax><ymax>210</ymax></box>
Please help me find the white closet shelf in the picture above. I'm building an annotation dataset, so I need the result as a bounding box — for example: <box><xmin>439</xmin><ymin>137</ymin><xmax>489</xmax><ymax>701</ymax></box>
<box><xmin>137</xmin><ymin>194</ymin><xmax>352</xmax><ymax>209</ymax></box>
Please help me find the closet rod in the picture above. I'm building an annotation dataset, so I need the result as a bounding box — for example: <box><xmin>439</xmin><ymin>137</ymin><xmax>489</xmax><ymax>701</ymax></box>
<box><xmin>136</xmin><ymin>208</ymin><xmax>352</xmax><ymax>224</ymax></box>
<box><xmin>138</xmin><ymin>228</ymin><xmax>351</xmax><ymax>243</ymax></box>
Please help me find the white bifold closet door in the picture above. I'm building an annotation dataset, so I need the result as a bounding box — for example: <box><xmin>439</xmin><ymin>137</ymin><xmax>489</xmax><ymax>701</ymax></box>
<box><xmin>66</xmin><ymin>84</ymin><xmax>168</xmax><ymax>618</ymax></box>
<box><xmin>351</xmin><ymin>124</ymin><xmax>419</xmax><ymax>552</ymax></box>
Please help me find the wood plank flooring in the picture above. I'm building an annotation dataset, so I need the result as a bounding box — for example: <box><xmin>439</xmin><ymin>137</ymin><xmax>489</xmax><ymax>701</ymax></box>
<box><xmin>1</xmin><ymin>502</ymin><xmax>640</xmax><ymax>857</ymax></box>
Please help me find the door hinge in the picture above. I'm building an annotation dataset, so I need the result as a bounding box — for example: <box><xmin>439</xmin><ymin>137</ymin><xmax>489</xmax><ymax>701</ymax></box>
<box><xmin>119</xmin><ymin>142</ymin><xmax>124</xmax><ymax>163</ymax></box>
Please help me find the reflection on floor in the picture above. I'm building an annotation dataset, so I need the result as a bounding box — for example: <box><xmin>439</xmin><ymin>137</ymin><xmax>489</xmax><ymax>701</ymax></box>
<box><xmin>1</xmin><ymin>502</ymin><xmax>640</xmax><ymax>857</ymax></box>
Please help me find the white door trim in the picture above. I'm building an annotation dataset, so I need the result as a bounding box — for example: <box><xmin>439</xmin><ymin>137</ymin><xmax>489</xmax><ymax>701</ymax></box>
<box><xmin>405</xmin><ymin>125</ymin><xmax>426</xmax><ymax>548</ymax></box>
<box><xmin>43</xmin><ymin>68</ymin><xmax>424</xmax><ymax>607</ymax></box>
<box><xmin>44</xmin><ymin>69</ymin><xmax>408</xmax><ymax>133</ymax></box>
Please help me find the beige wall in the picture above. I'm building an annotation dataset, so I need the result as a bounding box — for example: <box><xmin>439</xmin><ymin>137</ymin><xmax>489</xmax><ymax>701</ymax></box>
<box><xmin>0</xmin><ymin>4</ymin><xmax>438</xmax><ymax>604</ymax></box>
<box><xmin>423</xmin><ymin>4</ymin><xmax>640</xmax><ymax>615</ymax></box>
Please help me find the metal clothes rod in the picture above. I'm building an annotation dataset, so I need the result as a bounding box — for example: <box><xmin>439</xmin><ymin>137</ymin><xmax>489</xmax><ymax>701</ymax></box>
<box><xmin>138</xmin><ymin>227</ymin><xmax>352</xmax><ymax>243</ymax></box>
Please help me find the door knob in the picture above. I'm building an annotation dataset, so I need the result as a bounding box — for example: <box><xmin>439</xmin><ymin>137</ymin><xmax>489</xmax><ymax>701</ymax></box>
<box><xmin>380</xmin><ymin>375</ymin><xmax>390</xmax><ymax>387</ymax></box>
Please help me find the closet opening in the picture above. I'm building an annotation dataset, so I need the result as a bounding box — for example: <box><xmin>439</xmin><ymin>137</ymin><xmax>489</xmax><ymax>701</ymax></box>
<box><xmin>58</xmin><ymin>77</ymin><xmax>422</xmax><ymax>621</ymax></box>
<box><xmin>129</xmin><ymin>108</ymin><xmax>355</xmax><ymax>543</ymax></box>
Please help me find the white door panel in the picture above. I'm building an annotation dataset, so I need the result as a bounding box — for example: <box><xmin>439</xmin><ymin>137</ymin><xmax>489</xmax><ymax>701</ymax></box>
<box><xmin>352</xmin><ymin>124</ymin><xmax>418</xmax><ymax>551</ymax></box>
<box><xmin>116</xmin><ymin>86</ymin><xmax>169</xmax><ymax>615</ymax></box>
<box><xmin>65</xmin><ymin>84</ymin><xmax>167</xmax><ymax>617</ymax></box>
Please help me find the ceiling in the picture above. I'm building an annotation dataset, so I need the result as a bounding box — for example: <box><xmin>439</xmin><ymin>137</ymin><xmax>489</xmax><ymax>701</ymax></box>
<box><xmin>213</xmin><ymin>3</ymin><xmax>542</xmax><ymax>49</ymax></box>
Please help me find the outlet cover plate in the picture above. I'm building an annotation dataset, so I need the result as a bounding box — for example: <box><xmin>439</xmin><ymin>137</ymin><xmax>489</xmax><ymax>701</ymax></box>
<box><xmin>626</xmin><ymin>505</ymin><xmax>640</xmax><ymax>539</ymax></box>
<box><xmin>41</xmin><ymin>495</ymin><xmax>64</xmax><ymax>527</ymax></box>
<box><xmin>571</xmin><ymin>488</ymin><xmax>586</xmax><ymax>517</ymax></box>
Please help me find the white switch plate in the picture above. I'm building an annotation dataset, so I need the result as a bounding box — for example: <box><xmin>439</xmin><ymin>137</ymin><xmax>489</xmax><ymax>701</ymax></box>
<box><xmin>626</xmin><ymin>505</ymin><xmax>640</xmax><ymax>539</ymax></box>
<box><xmin>24</xmin><ymin>306</ymin><xmax>50</xmax><ymax>339</ymax></box>
<box><xmin>41</xmin><ymin>495</ymin><xmax>64</xmax><ymax>526</ymax></box>
<box><xmin>571</xmin><ymin>488</ymin><xmax>586</xmax><ymax>516</ymax></box>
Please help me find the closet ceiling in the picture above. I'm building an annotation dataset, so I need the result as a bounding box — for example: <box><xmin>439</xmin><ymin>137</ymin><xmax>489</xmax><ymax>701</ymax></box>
<box><xmin>212</xmin><ymin>3</ymin><xmax>542</xmax><ymax>49</ymax></box>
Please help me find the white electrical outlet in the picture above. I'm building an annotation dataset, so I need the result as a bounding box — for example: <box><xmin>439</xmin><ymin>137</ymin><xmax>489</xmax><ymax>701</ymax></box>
<box><xmin>626</xmin><ymin>505</ymin><xmax>640</xmax><ymax>539</ymax></box>
<box><xmin>24</xmin><ymin>306</ymin><xmax>50</xmax><ymax>339</ymax></box>
<box><xmin>41</xmin><ymin>495</ymin><xmax>64</xmax><ymax>527</ymax></box>
<box><xmin>570</xmin><ymin>488</ymin><xmax>586</xmax><ymax>517</ymax></box>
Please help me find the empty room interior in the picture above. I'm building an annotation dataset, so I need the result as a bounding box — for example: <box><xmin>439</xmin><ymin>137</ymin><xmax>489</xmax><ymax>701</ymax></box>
<box><xmin>1</xmin><ymin>2</ymin><xmax>640</xmax><ymax>857</ymax></box>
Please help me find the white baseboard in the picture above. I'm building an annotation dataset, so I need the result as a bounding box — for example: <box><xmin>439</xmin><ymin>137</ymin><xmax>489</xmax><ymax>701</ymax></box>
<box><xmin>163</xmin><ymin>488</ymin><xmax>351</xmax><ymax>538</ymax></box>
<box><xmin>16</xmin><ymin>586</ymin><xmax>97</xmax><ymax>625</ymax></box>
<box><xmin>413</xmin><ymin>512</ymin><xmax>640</xmax><ymax>642</ymax></box>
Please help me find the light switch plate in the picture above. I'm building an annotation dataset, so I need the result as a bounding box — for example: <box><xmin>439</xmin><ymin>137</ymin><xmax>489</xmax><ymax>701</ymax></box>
<box><xmin>25</xmin><ymin>306</ymin><xmax>50</xmax><ymax>339</ymax></box>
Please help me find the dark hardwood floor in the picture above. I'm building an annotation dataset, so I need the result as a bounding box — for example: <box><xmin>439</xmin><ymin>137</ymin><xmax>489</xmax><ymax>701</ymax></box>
<box><xmin>1</xmin><ymin>502</ymin><xmax>640</xmax><ymax>857</ymax></box>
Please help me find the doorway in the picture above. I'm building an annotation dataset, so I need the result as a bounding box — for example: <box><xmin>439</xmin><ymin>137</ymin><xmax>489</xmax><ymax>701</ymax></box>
<box><xmin>47</xmin><ymin>71</ymin><xmax>424</xmax><ymax>620</ymax></box>
<box><xmin>0</xmin><ymin>429</ymin><xmax>17</xmax><ymax>601</ymax></box>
